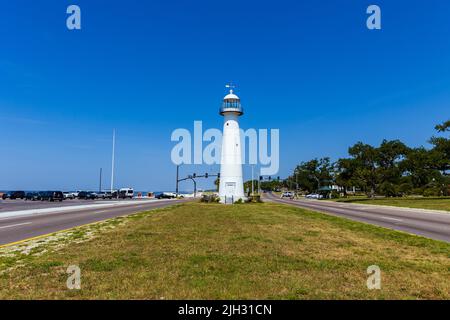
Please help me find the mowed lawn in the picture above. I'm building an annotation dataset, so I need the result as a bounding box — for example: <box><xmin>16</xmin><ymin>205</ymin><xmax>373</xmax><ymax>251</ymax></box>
<box><xmin>334</xmin><ymin>197</ymin><xmax>450</xmax><ymax>211</ymax></box>
<box><xmin>0</xmin><ymin>202</ymin><xmax>449</xmax><ymax>299</ymax></box>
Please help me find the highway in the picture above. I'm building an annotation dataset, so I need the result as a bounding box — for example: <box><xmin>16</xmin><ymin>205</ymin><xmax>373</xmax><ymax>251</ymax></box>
<box><xmin>264</xmin><ymin>192</ymin><xmax>450</xmax><ymax>243</ymax></box>
<box><xmin>0</xmin><ymin>199</ymin><xmax>187</xmax><ymax>246</ymax></box>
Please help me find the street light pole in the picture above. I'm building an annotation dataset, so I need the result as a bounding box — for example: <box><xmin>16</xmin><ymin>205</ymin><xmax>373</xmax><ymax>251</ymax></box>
<box><xmin>176</xmin><ymin>165</ymin><xmax>179</xmax><ymax>197</ymax></box>
<box><xmin>110</xmin><ymin>129</ymin><xmax>115</xmax><ymax>193</ymax></box>
<box><xmin>99</xmin><ymin>168</ymin><xmax>102</xmax><ymax>193</ymax></box>
<box><xmin>251</xmin><ymin>165</ymin><xmax>254</xmax><ymax>195</ymax></box>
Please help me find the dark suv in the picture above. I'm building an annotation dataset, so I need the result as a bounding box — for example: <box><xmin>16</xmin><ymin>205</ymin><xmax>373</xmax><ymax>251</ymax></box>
<box><xmin>40</xmin><ymin>191</ymin><xmax>64</xmax><ymax>202</ymax></box>
<box><xmin>4</xmin><ymin>191</ymin><xmax>26</xmax><ymax>200</ymax></box>
<box><xmin>78</xmin><ymin>191</ymin><xmax>97</xmax><ymax>200</ymax></box>
<box><xmin>25</xmin><ymin>192</ymin><xmax>41</xmax><ymax>201</ymax></box>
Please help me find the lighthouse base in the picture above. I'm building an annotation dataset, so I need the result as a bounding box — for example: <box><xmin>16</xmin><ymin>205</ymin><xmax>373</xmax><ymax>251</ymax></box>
<box><xmin>219</xmin><ymin>179</ymin><xmax>246</xmax><ymax>204</ymax></box>
<box><xmin>220</xmin><ymin>195</ymin><xmax>247</xmax><ymax>204</ymax></box>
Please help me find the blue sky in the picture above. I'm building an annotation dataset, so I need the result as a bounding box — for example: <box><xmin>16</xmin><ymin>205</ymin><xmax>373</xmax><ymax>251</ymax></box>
<box><xmin>0</xmin><ymin>0</ymin><xmax>449</xmax><ymax>191</ymax></box>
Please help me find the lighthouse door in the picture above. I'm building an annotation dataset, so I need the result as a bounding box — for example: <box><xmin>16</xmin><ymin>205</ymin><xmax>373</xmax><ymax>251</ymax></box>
<box><xmin>225</xmin><ymin>182</ymin><xmax>236</xmax><ymax>196</ymax></box>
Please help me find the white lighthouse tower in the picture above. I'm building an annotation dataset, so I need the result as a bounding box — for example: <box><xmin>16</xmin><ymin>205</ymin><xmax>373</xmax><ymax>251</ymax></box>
<box><xmin>219</xmin><ymin>85</ymin><xmax>245</xmax><ymax>204</ymax></box>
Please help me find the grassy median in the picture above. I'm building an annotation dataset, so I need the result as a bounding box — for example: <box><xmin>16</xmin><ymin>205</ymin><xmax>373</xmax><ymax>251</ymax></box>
<box><xmin>0</xmin><ymin>202</ymin><xmax>449</xmax><ymax>299</ymax></box>
<box><xmin>333</xmin><ymin>197</ymin><xmax>450</xmax><ymax>211</ymax></box>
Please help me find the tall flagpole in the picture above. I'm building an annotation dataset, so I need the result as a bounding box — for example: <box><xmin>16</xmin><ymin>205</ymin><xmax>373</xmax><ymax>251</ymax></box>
<box><xmin>110</xmin><ymin>129</ymin><xmax>115</xmax><ymax>193</ymax></box>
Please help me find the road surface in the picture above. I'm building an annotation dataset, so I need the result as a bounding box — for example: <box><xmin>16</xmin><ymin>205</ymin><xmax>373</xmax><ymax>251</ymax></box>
<box><xmin>264</xmin><ymin>192</ymin><xmax>450</xmax><ymax>243</ymax></box>
<box><xmin>0</xmin><ymin>199</ymin><xmax>187</xmax><ymax>246</ymax></box>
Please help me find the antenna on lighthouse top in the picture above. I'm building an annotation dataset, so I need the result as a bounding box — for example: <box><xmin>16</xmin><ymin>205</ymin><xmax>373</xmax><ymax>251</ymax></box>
<box><xmin>225</xmin><ymin>83</ymin><xmax>236</xmax><ymax>94</ymax></box>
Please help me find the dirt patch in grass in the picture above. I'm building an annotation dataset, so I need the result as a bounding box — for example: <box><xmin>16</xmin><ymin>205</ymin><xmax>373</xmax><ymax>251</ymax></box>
<box><xmin>0</xmin><ymin>202</ymin><xmax>448</xmax><ymax>299</ymax></box>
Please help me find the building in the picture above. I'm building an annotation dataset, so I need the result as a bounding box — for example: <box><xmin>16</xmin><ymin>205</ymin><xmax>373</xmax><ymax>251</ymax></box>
<box><xmin>218</xmin><ymin>86</ymin><xmax>245</xmax><ymax>203</ymax></box>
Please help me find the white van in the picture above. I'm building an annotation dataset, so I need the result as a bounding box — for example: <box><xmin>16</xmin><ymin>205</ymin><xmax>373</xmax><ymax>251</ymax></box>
<box><xmin>119</xmin><ymin>188</ymin><xmax>134</xmax><ymax>199</ymax></box>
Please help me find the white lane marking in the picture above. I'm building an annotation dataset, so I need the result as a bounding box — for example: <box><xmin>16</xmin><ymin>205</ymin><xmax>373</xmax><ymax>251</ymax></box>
<box><xmin>379</xmin><ymin>216</ymin><xmax>403</xmax><ymax>222</ymax></box>
<box><xmin>0</xmin><ymin>222</ymin><xmax>32</xmax><ymax>229</ymax></box>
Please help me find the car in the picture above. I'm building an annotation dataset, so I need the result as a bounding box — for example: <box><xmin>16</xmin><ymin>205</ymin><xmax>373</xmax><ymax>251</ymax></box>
<box><xmin>97</xmin><ymin>192</ymin><xmax>112</xmax><ymax>199</ymax></box>
<box><xmin>155</xmin><ymin>192</ymin><xmax>177</xmax><ymax>199</ymax></box>
<box><xmin>5</xmin><ymin>191</ymin><xmax>26</xmax><ymax>200</ymax></box>
<box><xmin>78</xmin><ymin>191</ymin><xmax>98</xmax><ymax>200</ymax></box>
<box><xmin>1</xmin><ymin>192</ymin><xmax>11</xmax><ymax>200</ymax></box>
<box><xmin>281</xmin><ymin>192</ymin><xmax>293</xmax><ymax>199</ymax></box>
<box><xmin>77</xmin><ymin>191</ymin><xmax>88</xmax><ymax>199</ymax></box>
<box><xmin>119</xmin><ymin>188</ymin><xmax>134</xmax><ymax>199</ymax></box>
<box><xmin>25</xmin><ymin>192</ymin><xmax>40</xmax><ymax>201</ymax></box>
<box><xmin>104</xmin><ymin>191</ymin><xmax>114</xmax><ymax>199</ymax></box>
<box><xmin>305</xmin><ymin>193</ymin><xmax>322</xmax><ymax>199</ymax></box>
<box><xmin>63</xmin><ymin>192</ymin><xmax>75</xmax><ymax>200</ymax></box>
<box><xmin>40</xmin><ymin>191</ymin><xmax>64</xmax><ymax>202</ymax></box>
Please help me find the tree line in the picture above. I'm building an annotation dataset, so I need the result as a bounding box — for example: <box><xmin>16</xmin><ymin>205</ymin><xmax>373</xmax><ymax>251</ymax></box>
<box><xmin>281</xmin><ymin>120</ymin><xmax>450</xmax><ymax>197</ymax></box>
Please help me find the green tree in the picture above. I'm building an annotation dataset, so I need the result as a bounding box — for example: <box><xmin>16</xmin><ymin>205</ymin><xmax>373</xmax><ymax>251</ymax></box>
<box><xmin>347</xmin><ymin>142</ymin><xmax>378</xmax><ymax>197</ymax></box>
<box><xmin>292</xmin><ymin>158</ymin><xmax>333</xmax><ymax>192</ymax></box>
<box><xmin>429</xmin><ymin>120</ymin><xmax>450</xmax><ymax>176</ymax></box>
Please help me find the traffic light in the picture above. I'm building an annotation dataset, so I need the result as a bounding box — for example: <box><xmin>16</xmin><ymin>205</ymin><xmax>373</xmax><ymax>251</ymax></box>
<box><xmin>259</xmin><ymin>176</ymin><xmax>263</xmax><ymax>181</ymax></box>
<box><xmin>218</xmin><ymin>173</ymin><xmax>220</xmax><ymax>178</ymax></box>
<box><xmin>268</xmin><ymin>176</ymin><xmax>272</xmax><ymax>181</ymax></box>
<box><xmin>277</xmin><ymin>176</ymin><xmax>280</xmax><ymax>181</ymax></box>
<box><xmin>193</xmin><ymin>173</ymin><xmax>196</xmax><ymax>178</ymax></box>
<box><xmin>205</xmin><ymin>173</ymin><xmax>208</xmax><ymax>178</ymax></box>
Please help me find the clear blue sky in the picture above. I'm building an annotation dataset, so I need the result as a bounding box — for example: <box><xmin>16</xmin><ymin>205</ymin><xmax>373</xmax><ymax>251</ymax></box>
<box><xmin>0</xmin><ymin>0</ymin><xmax>449</xmax><ymax>191</ymax></box>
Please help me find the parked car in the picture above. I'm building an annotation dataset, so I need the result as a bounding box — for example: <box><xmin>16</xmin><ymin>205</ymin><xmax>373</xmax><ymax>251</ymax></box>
<box><xmin>97</xmin><ymin>192</ymin><xmax>112</xmax><ymax>199</ymax></box>
<box><xmin>63</xmin><ymin>192</ymin><xmax>75</xmax><ymax>200</ymax></box>
<box><xmin>5</xmin><ymin>191</ymin><xmax>26</xmax><ymax>200</ymax></box>
<box><xmin>78</xmin><ymin>191</ymin><xmax>98</xmax><ymax>200</ymax></box>
<box><xmin>119</xmin><ymin>188</ymin><xmax>134</xmax><ymax>199</ymax></box>
<box><xmin>40</xmin><ymin>191</ymin><xmax>64</xmax><ymax>202</ymax></box>
<box><xmin>1</xmin><ymin>192</ymin><xmax>11</xmax><ymax>200</ymax></box>
<box><xmin>104</xmin><ymin>191</ymin><xmax>113</xmax><ymax>199</ymax></box>
<box><xmin>155</xmin><ymin>192</ymin><xmax>177</xmax><ymax>199</ymax></box>
<box><xmin>25</xmin><ymin>192</ymin><xmax>41</xmax><ymax>201</ymax></box>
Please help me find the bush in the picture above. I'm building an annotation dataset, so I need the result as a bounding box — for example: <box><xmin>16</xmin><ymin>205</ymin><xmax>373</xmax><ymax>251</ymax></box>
<box><xmin>378</xmin><ymin>182</ymin><xmax>399</xmax><ymax>197</ymax></box>
<box><xmin>330</xmin><ymin>190</ymin><xmax>340</xmax><ymax>199</ymax></box>
<box><xmin>423</xmin><ymin>188</ymin><xmax>441</xmax><ymax>197</ymax></box>
<box><xmin>398</xmin><ymin>183</ymin><xmax>413</xmax><ymax>196</ymax></box>
<box><xmin>411</xmin><ymin>188</ymin><xmax>424</xmax><ymax>196</ymax></box>
<box><xmin>200</xmin><ymin>194</ymin><xmax>220</xmax><ymax>203</ymax></box>
<box><xmin>246</xmin><ymin>195</ymin><xmax>262</xmax><ymax>203</ymax></box>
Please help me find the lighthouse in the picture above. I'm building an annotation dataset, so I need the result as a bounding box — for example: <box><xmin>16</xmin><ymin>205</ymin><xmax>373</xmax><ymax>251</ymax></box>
<box><xmin>219</xmin><ymin>85</ymin><xmax>245</xmax><ymax>204</ymax></box>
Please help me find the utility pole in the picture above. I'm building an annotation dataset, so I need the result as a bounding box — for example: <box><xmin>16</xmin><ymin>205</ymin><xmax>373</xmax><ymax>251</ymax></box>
<box><xmin>251</xmin><ymin>165</ymin><xmax>254</xmax><ymax>195</ymax></box>
<box><xmin>190</xmin><ymin>177</ymin><xmax>197</xmax><ymax>198</ymax></box>
<box><xmin>258</xmin><ymin>171</ymin><xmax>261</xmax><ymax>194</ymax></box>
<box><xmin>99</xmin><ymin>168</ymin><xmax>102</xmax><ymax>193</ymax></box>
<box><xmin>110</xmin><ymin>129</ymin><xmax>115</xmax><ymax>193</ymax></box>
<box><xmin>176</xmin><ymin>165</ymin><xmax>179</xmax><ymax>197</ymax></box>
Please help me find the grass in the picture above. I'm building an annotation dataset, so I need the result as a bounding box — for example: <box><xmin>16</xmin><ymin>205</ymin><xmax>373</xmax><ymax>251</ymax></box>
<box><xmin>0</xmin><ymin>202</ymin><xmax>449</xmax><ymax>299</ymax></box>
<box><xmin>332</xmin><ymin>197</ymin><xmax>450</xmax><ymax>211</ymax></box>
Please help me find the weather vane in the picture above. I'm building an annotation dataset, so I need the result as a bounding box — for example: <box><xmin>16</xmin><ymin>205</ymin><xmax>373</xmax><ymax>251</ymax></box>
<box><xmin>225</xmin><ymin>83</ymin><xmax>236</xmax><ymax>91</ymax></box>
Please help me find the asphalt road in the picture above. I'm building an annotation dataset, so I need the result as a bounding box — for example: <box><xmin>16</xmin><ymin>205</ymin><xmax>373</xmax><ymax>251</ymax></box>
<box><xmin>264</xmin><ymin>192</ymin><xmax>450</xmax><ymax>243</ymax></box>
<box><xmin>0</xmin><ymin>198</ymin><xmax>130</xmax><ymax>212</ymax></box>
<box><xmin>0</xmin><ymin>199</ymin><xmax>187</xmax><ymax>246</ymax></box>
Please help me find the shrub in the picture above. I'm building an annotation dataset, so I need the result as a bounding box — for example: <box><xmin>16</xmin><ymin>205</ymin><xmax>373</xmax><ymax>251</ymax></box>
<box><xmin>423</xmin><ymin>188</ymin><xmax>441</xmax><ymax>197</ymax></box>
<box><xmin>246</xmin><ymin>195</ymin><xmax>262</xmax><ymax>203</ymax></box>
<box><xmin>330</xmin><ymin>190</ymin><xmax>340</xmax><ymax>199</ymax></box>
<box><xmin>411</xmin><ymin>188</ymin><xmax>424</xmax><ymax>196</ymax></box>
<box><xmin>378</xmin><ymin>182</ymin><xmax>398</xmax><ymax>197</ymax></box>
<box><xmin>200</xmin><ymin>194</ymin><xmax>220</xmax><ymax>203</ymax></box>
